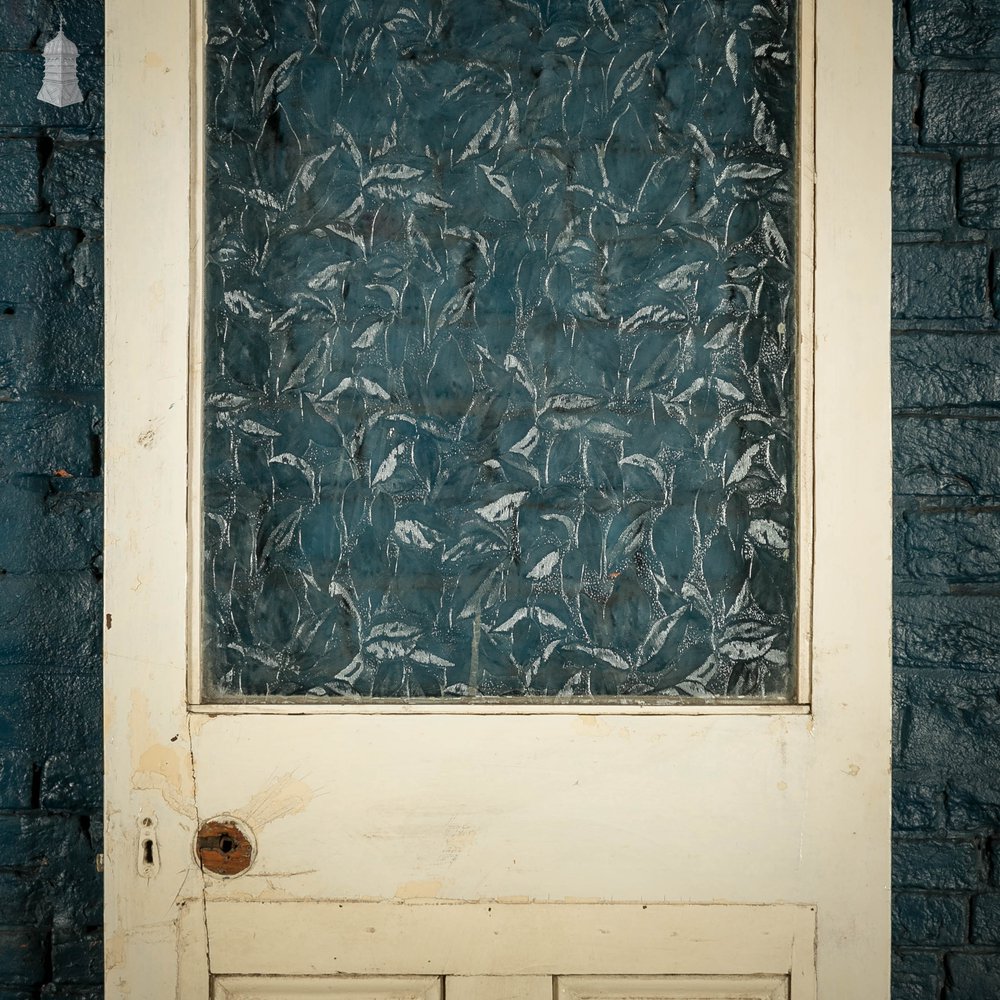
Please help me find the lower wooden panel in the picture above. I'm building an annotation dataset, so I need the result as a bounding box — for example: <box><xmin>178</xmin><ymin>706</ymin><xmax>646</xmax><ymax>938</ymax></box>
<box><xmin>212</xmin><ymin>977</ymin><xmax>441</xmax><ymax>1000</ymax></box>
<box><xmin>206</xmin><ymin>902</ymin><xmax>815</xmax><ymax>999</ymax></box>
<box><xmin>448</xmin><ymin>978</ymin><xmax>552</xmax><ymax>1000</ymax></box>
<box><xmin>212</xmin><ymin>975</ymin><xmax>790</xmax><ymax>1000</ymax></box>
<box><xmin>558</xmin><ymin>976</ymin><xmax>788</xmax><ymax>1000</ymax></box>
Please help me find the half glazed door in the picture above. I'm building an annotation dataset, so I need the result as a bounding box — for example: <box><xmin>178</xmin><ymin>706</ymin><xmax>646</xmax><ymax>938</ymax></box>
<box><xmin>104</xmin><ymin>0</ymin><xmax>892</xmax><ymax>997</ymax></box>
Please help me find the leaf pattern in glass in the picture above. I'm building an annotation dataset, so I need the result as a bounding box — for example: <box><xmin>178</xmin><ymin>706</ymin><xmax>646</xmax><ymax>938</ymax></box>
<box><xmin>202</xmin><ymin>0</ymin><xmax>798</xmax><ymax>700</ymax></box>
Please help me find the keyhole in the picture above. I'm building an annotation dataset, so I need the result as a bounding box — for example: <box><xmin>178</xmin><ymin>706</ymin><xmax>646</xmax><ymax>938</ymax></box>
<box><xmin>143</xmin><ymin>838</ymin><xmax>154</xmax><ymax>866</ymax></box>
<box><xmin>219</xmin><ymin>836</ymin><xmax>235</xmax><ymax>854</ymax></box>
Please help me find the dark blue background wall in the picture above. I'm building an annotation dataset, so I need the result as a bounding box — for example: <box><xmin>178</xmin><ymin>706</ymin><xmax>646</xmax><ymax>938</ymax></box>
<box><xmin>893</xmin><ymin>0</ymin><xmax>1000</xmax><ymax>996</ymax></box>
<box><xmin>0</xmin><ymin>1</ymin><xmax>103</xmax><ymax>997</ymax></box>
<box><xmin>0</xmin><ymin>0</ymin><xmax>997</xmax><ymax>996</ymax></box>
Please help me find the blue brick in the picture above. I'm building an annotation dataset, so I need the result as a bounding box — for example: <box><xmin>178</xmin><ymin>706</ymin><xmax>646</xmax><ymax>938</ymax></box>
<box><xmin>893</xmin><ymin>156</ymin><xmax>953</xmax><ymax>232</ymax></box>
<box><xmin>947</xmin><ymin>786</ymin><xmax>1000</xmax><ymax>832</ymax></box>
<box><xmin>910</xmin><ymin>0</ymin><xmax>1000</xmax><ymax>57</ymax></box>
<box><xmin>0</xmin><ymin>755</ymin><xmax>32</xmax><ymax>811</ymax></box>
<box><xmin>51</xmin><ymin>928</ymin><xmax>100</xmax><ymax>984</ymax></box>
<box><xmin>35</xmin><ymin>675</ymin><xmax>101</xmax><ymax>755</ymax></box>
<box><xmin>0</xmin><ymin>573</ymin><xmax>100</xmax><ymax>668</ymax></box>
<box><xmin>959</xmin><ymin>157</ymin><xmax>1000</xmax><ymax>229</ymax></box>
<box><xmin>891</xmin><ymin>244</ymin><xmax>990</xmax><ymax>321</ymax></box>
<box><xmin>894</xmin><ymin>72</ymin><xmax>920</xmax><ymax>146</ymax></box>
<box><xmin>48</xmin><ymin>860</ymin><xmax>101</xmax><ymax>931</ymax></box>
<box><xmin>895</xmin><ymin>670</ymin><xmax>1000</xmax><ymax>774</ymax></box>
<box><xmin>893</xmin><ymin>891</ymin><xmax>968</xmax><ymax>946</ymax></box>
<box><xmin>894</xmin><ymin>507</ymin><xmax>1000</xmax><ymax>585</ymax></box>
<box><xmin>0</xmin><ymin>879</ymin><xmax>34</xmax><ymax>928</ymax></box>
<box><xmin>43</xmin><ymin>145</ymin><xmax>102</xmax><ymax>233</ymax></box>
<box><xmin>892</xmin><ymin>334</ymin><xmax>1000</xmax><ymax>409</ymax></box>
<box><xmin>0</xmin><ymin>818</ymin><xmax>44</xmax><ymax>868</ymax></box>
<box><xmin>18</xmin><ymin>816</ymin><xmax>92</xmax><ymax>872</ymax></box>
<box><xmin>894</xmin><ymin>838</ymin><xmax>983</xmax><ymax>890</ymax></box>
<box><xmin>972</xmin><ymin>893</ymin><xmax>1000</xmax><ymax>942</ymax></box>
<box><xmin>0</xmin><ymin>927</ymin><xmax>45</xmax><ymax>987</ymax></box>
<box><xmin>948</xmin><ymin>953</ymin><xmax>1000</xmax><ymax>1000</ymax></box>
<box><xmin>894</xmin><ymin>782</ymin><xmax>943</xmax><ymax>833</ymax></box>
<box><xmin>0</xmin><ymin>143</ymin><xmax>39</xmax><ymax>217</ymax></box>
<box><xmin>924</xmin><ymin>72</ymin><xmax>1000</xmax><ymax>146</ymax></box>
<box><xmin>0</xmin><ymin>876</ymin><xmax>48</xmax><ymax>928</ymax></box>
<box><xmin>40</xmin><ymin>753</ymin><xmax>101</xmax><ymax>813</ymax></box>
<box><xmin>12</xmin><ymin>672</ymin><xmax>102</xmax><ymax>756</ymax></box>
<box><xmin>0</xmin><ymin>231</ymin><xmax>76</xmax><ymax>306</ymax></box>
<box><xmin>0</xmin><ymin>402</ymin><xmax>96</xmax><ymax>478</ymax></box>
<box><xmin>895</xmin><ymin>597</ymin><xmax>1000</xmax><ymax>672</ymax></box>
<box><xmin>0</xmin><ymin>298</ymin><xmax>103</xmax><ymax>393</ymax></box>
<box><xmin>0</xmin><ymin>477</ymin><xmax>101</xmax><ymax>574</ymax></box>
<box><xmin>894</xmin><ymin>419</ymin><xmax>1000</xmax><ymax>497</ymax></box>
<box><xmin>891</xmin><ymin>950</ymin><xmax>942</xmax><ymax>1000</ymax></box>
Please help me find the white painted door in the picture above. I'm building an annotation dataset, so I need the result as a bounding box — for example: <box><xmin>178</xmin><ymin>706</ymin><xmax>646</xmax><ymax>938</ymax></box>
<box><xmin>103</xmin><ymin>0</ymin><xmax>892</xmax><ymax>997</ymax></box>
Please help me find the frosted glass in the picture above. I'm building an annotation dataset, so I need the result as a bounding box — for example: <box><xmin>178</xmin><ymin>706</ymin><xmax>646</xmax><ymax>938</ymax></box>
<box><xmin>202</xmin><ymin>0</ymin><xmax>798</xmax><ymax>700</ymax></box>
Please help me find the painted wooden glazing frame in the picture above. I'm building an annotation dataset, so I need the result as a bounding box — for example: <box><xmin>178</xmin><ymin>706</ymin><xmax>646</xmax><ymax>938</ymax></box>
<box><xmin>183</xmin><ymin>0</ymin><xmax>818</xmax><ymax>712</ymax></box>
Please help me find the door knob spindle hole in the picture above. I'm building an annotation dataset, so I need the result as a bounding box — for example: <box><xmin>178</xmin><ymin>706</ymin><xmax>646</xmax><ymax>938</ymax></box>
<box><xmin>195</xmin><ymin>818</ymin><xmax>254</xmax><ymax>877</ymax></box>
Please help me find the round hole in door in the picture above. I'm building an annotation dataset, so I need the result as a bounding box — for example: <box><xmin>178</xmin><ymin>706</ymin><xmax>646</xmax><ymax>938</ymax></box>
<box><xmin>195</xmin><ymin>817</ymin><xmax>255</xmax><ymax>877</ymax></box>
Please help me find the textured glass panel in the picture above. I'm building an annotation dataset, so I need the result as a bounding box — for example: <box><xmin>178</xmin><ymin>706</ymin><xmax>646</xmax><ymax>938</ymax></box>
<box><xmin>202</xmin><ymin>0</ymin><xmax>798</xmax><ymax>701</ymax></box>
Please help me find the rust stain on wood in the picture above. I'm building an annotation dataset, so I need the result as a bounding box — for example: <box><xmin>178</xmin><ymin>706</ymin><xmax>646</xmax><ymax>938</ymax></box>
<box><xmin>196</xmin><ymin>819</ymin><xmax>254</xmax><ymax>877</ymax></box>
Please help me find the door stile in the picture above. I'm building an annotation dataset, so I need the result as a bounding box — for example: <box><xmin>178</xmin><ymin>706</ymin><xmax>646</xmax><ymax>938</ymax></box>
<box><xmin>104</xmin><ymin>0</ymin><xmax>209</xmax><ymax>996</ymax></box>
<box><xmin>808</xmin><ymin>0</ymin><xmax>893</xmax><ymax>991</ymax></box>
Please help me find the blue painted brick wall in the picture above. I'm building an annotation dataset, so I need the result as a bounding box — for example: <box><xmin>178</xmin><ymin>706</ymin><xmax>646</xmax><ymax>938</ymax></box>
<box><xmin>0</xmin><ymin>0</ymin><xmax>998</xmax><ymax>996</ymax></box>
<box><xmin>0</xmin><ymin>0</ymin><xmax>104</xmax><ymax>997</ymax></box>
<box><xmin>893</xmin><ymin>0</ymin><xmax>1000</xmax><ymax>996</ymax></box>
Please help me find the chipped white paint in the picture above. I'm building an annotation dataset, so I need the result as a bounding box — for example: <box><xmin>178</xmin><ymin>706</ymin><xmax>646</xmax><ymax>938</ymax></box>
<box><xmin>106</xmin><ymin>0</ymin><xmax>891</xmax><ymax>998</ymax></box>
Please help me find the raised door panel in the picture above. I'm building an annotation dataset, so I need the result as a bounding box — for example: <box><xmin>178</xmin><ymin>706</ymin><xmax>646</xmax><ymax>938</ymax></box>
<box><xmin>446</xmin><ymin>978</ymin><xmax>552</xmax><ymax>1000</ymax></box>
<box><xmin>211</xmin><ymin>979</ymin><xmax>787</xmax><ymax>1000</ymax></box>
<box><xmin>212</xmin><ymin>978</ymin><xmax>442</xmax><ymax>1000</ymax></box>
<box><xmin>557</xmin><ymin>977</ymin><xmax>788</xmax><ymax>1000</ymax></box>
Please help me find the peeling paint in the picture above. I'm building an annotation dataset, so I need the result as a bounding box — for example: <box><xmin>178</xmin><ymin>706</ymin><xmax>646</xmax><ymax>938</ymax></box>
<box><xmin>128</xmin><ymin>692</ymin><xmax>197</xmax><ymax>820</ymax></box>
<box><xmin>394</xmin><ymin>880</ymin><xmax>443</xmax><ymax>900</ymax></box>
<box><xmin>234</xmin><ymin>774</ymin><xmax>313</xmax><ymax>829</ymax></box>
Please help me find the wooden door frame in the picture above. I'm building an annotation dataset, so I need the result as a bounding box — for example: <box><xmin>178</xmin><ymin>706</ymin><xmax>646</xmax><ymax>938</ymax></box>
<box><xmin>104</xmin><ymin>0</ymin><xmax>892</xmax><ymax>996</ymax></box>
